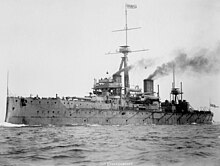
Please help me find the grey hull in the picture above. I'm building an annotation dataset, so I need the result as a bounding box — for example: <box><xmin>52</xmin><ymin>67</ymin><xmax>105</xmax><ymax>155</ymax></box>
<box><xmin>5</xmin><ymin>97</ymin><xmax>213</xmax><ymax>125</ymax></box>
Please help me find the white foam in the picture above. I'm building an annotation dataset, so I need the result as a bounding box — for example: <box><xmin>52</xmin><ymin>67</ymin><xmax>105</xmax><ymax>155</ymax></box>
<box><xmin>71</xmin><ymin>123</ymin><xmax>80</xmax><ymax>126</ymax></box>
<box><xmin>0</xmin><ymin>122</ymin><xmax>27</xmax><ymax>127</ymax></box>
<box><xmin>86</xmin><ymin>124</ymin><xmax>101</xmax><ymax>127</ymax></box>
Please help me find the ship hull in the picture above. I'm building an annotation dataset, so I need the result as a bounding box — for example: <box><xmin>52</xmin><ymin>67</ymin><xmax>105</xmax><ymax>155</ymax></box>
<box><xmin>5</xmin><ymin>97</ymin><xmax>213</xmax><ymax>125</ymax></box>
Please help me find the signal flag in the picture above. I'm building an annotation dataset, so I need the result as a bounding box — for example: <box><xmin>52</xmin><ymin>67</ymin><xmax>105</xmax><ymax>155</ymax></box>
<box><xmin>210</xmin><ymin>103</ymin><xmax>219</xmax><ymax>108</ymax></box>
<box><xmin>126</xmin><ymin>4</ymin><xmax>137</xmax><ymax>9</ymax></box>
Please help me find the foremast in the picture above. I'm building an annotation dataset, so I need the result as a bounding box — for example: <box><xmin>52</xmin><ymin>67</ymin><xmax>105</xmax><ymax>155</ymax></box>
<box><xmin>111</xmin><ymin>4</ymin><xmax>147</xmax><ymax>96</ymax></box>
<box><xmin>5</xmin><ymin>71</ymin><xmax>9</xmax><ymax>122</ymax></box>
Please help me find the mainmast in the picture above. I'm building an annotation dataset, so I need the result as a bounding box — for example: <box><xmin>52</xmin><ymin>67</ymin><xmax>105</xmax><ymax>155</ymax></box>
<box><xmin>170</xmin><ymin>64</ymin><xmax>183</xmax><ymax>103</ymax></box>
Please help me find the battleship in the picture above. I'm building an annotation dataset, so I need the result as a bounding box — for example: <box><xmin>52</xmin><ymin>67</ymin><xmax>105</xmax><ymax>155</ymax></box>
<box><xmin>5</xmin><ymin>4</ymin><xmax>213</xmax><ymax>125</ymax></box>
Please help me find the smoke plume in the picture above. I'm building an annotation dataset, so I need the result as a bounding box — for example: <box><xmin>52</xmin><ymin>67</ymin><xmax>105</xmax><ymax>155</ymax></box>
<box><xmin>114</xmin><ymin>58</ymin><xmax>155</xmax><ymax>75</ymax></box>
<box><xmin>114</xmin><ymin>65</ymin><xmax>134</xmax><ymax>75</ymax></box>
<box><xmin>134</xmin><ymin>58</ymin><xmax>155</xmax><ymax>70</ymax></box>
<box><xmin>148</xmin><ymin>45</ymin><xmax>220</xmax><ymax>80</ymax></box>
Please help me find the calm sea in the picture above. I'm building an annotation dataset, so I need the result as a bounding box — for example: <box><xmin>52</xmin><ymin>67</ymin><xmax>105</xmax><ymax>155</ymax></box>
<box><xmin>0</xmin><ymin>122</ymin><xmax>220</xmax><ymax>166</ymax></box>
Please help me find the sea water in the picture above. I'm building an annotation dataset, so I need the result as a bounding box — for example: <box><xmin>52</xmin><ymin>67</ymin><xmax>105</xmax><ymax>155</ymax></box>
<box><xmin>0</xmin><ymin>122</ymin><xmax>220</xmax><ymax>166</ymax></box>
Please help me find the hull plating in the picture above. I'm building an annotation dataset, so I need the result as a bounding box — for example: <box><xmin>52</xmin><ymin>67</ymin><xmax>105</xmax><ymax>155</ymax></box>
<box><xmin>5</xmin><ymin>97</ymin><xmax>213</xmax><ymax>125</ymax></box>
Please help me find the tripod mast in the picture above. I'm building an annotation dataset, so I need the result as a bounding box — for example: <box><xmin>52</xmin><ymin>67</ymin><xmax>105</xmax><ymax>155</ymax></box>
<box><xmin>108</xmin><ymin>4</ymin><xmax>148</xmax><ymax>95</ymax></box>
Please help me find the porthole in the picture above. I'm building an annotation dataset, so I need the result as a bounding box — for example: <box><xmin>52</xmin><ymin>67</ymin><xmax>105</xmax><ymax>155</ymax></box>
<box><xmin>15</xmin><ymin>100</ymin><xmax>18</xmax><ymax>102</ymax></box>
<box><xmin>12</xmin><ymin>107</ymin><xmax>15</xmax><ymax>111</ymax></box>
<box><xmin>121</xmin><ymin>112</ymin><xmax>126</xmax><ymax>115</ymax></box>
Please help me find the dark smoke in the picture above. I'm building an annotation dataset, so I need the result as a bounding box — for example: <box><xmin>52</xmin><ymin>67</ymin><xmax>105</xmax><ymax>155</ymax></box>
<box><xmin>148</xmin><ymin>45</ymin><xmax>220</xmax><ymax>80</ymax></box>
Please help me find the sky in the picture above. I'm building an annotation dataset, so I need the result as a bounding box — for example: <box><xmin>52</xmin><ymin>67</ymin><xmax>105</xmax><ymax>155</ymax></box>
<box><xmin>0</xmin><ymin>0</ymin><xmax>220</xmax><ymax>122</ymax></box>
